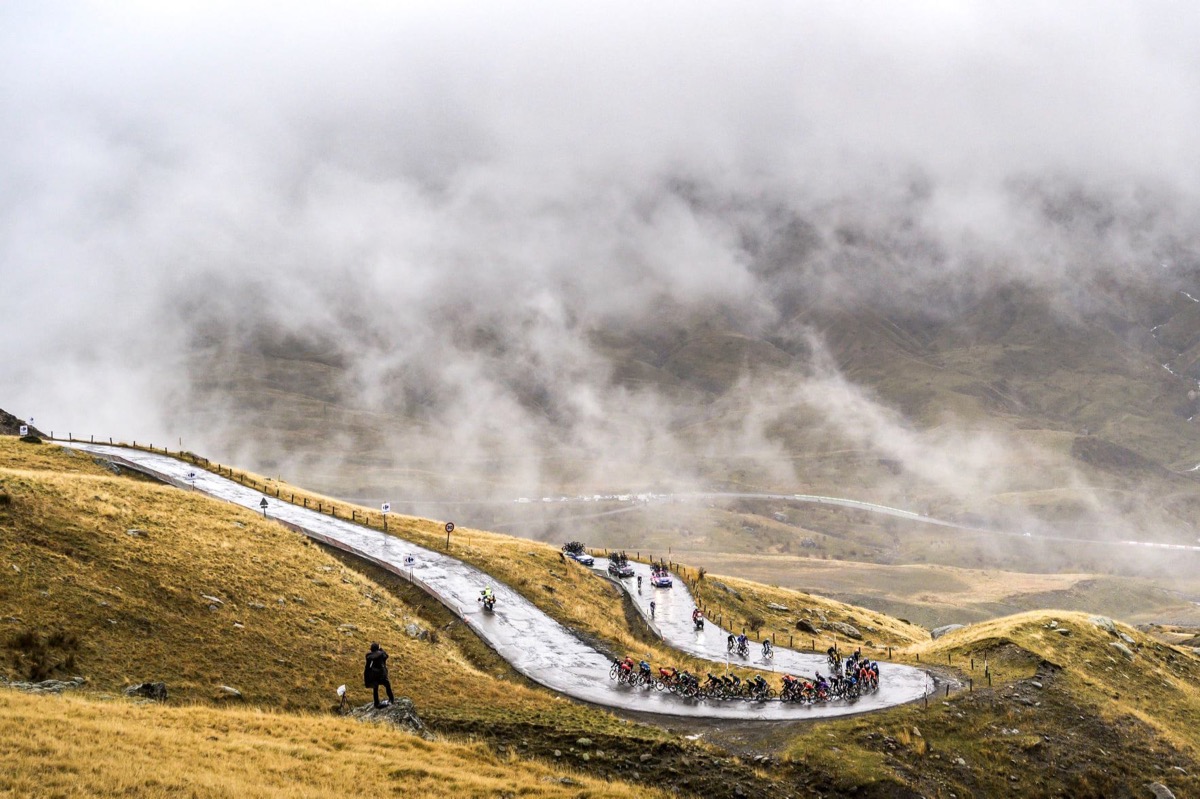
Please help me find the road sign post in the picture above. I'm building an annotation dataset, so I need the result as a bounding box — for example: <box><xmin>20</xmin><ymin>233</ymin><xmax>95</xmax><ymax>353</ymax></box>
<box><xmin>187</xmin><ymin>471</ymin><xmax>197</xmax><ymax>491</ymax></box>
<box><xmin>259</xmin><ymin>497</ymin><xmax>268</xmax><ymax>517</ymax></box>
<box><xmin>381</xmin><ymin>502</ymin><xmax>390</xmax><ymax>532</ymax></box>
<box><xmin>18</xmin><ymin>425</ymin><xmax>28</xmax><ymax>437</ymax></box>
<box><xmin>445</xmin><ymin>521</ymin><xmax>455</xmax><ymax>549</ymax></box>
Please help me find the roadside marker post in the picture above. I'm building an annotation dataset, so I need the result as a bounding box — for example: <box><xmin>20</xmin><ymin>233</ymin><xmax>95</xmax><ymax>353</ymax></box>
<box><xmin>382</xmin><ymin>503</ymin><xmax>390</xmax><ymax>532</ymax></box>
<box><xmin>445</xmin><ymin>521</ymin><xmax>455</xmax><ymax>549</ymax></box>
<box><xmin>259</xmin><ymin>497</ymin><xmax>268</xmax><ymax>517</ymax></box>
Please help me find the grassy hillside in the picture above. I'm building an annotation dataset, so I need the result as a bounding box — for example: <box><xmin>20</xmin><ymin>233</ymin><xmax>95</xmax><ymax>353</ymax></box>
<box><xmin>0</xmin><ymin>691</ymin><xmax>656</xmax><ymax>799</ymax></box>
<box><xmin>770</xmin><ymin>611</ymin><xmax>1200</xmax><ymax>797</ymax></box>
<box><xmin>0</xmin><ymin>439</ymin><xmax>617</xmax><ymax>728</ymax></box>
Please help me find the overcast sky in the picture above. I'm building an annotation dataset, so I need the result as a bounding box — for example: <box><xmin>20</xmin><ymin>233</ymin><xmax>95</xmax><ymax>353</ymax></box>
<box><xmin>3</xmin><ymin>2</ymin><xmax>1200</xmax><ymax>490</ymax></box>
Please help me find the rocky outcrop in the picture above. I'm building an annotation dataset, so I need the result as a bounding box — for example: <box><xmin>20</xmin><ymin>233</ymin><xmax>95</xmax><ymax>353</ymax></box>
<box><xmin>124</xmin><ymin>682</ymin><xmax>168</xmax><ymax>701</ymax></box>
<box><xmin>347</xmin><ymin>698</ymin><xmax>431</xmax><ymax>740</ymax></box>
<box><xmin>828</xmin><ymin>621</ymin><xmax>862</xmax><ymax>640</ymax></box>
<box><xmin>795</xmin><ymin>618</ymin><xmax>819</xmax><ymax>634</ymax></box>
<box><xmin>710</xmin><ymin>581</ymin><xmax>742</xmax><ymax>600</ymax></box>
<box><xmin>931</xmin><ymin>623</ymin><xmax>966</xmax><ymax>640</ymax></box>
<box><xmin>1090</xmin><ymin>616</ymin><xmax>1117</xmax><ymax>634</ymax></box>
<box><xmin>1</xmin><ymin>676</ymin><xmax>85</xmax><ymax>694</ymax></box>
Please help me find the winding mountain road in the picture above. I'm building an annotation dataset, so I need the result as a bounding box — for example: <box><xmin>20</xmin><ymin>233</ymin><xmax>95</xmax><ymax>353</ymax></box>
<box><xmin>64</xmin><ymin>442</ymin><xmax>932</xmax><ymax>720</ymax></box>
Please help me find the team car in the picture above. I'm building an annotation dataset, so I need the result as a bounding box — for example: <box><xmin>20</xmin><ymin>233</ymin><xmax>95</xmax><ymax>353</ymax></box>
<box><xmin>561</xmin><ymin>541</ymin><xmax>595</xmax><ymax>566</ymax></box>
<box><xmin>607</xmin><ymin>552</ymin><xmax>635</xmax><ymax>578</ymax></box>
<box><xmin>650</xmin><ymin>563</ymin><xmax>673</xmax><ymax>588</ymax></box>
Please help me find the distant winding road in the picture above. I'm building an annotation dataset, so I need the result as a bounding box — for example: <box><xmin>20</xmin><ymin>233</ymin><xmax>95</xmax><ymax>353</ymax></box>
<box><xmin>64</xmin><ymin>442</ymin><xmax>933</xmax><ymax>720</ymax></box>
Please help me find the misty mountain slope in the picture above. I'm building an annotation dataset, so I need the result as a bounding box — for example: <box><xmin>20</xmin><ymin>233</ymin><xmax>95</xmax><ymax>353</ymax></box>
<box><xmin>174</xmin><ymin>271</ymin><xmax>1200</xmax><ymax>546</ymax></box>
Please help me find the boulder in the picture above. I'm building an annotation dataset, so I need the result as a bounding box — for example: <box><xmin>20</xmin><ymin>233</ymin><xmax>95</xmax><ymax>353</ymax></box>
<box><xmin>1090</xmin><ymin>616</ymin><xmax>1116</xmax><ymax>634</ymax></box>
<box><xmin>931</xmin><ymin>624</ymin><xmax>966</xmax><ymax>640</ymax></box>
<box><xmin>710</xmin><ymin>581</ymin><xmax>742</xmax><ymax>600</ymax></box>
<box><xmin>828</xmin><ymin>621</ymin><xmax>863</xmax><ymax>640</ymax></box>
<box><xmin>348</xmin><ymin>697</ymin><xmax>431</xmax><ymax>740</ymax></box>
<box><xmin>217</xmin><ymin>685</ymin><xmax>243</xmax><ymax>699</ymax></box>
<box><xmin>1147</xmin><ymin>783</ymin><xmax>1176</xmax><ymax>799</ymax></box>
<box><xmin>795</xmin><ymin>619</ymin><xmax>819</xmax><ymax>634</ymax></box>
<box><xmin>124</xmin><ymin>682</ymin><xmax>168</xmax><ymax>701</ymax></box>
<box><xmin>1110</xmin><ymin>642</ymin><xmax>1135</xmax><ymax>661</ymax></box>
<box><xmin>766</xmin><ymin>603</ymin><xmax>789</xmax><ymax>612</ymax></box>
<box><xmin>4</xmin><ymin>676</ymin><xmax>86</xmax><ymax>694</ymax></box>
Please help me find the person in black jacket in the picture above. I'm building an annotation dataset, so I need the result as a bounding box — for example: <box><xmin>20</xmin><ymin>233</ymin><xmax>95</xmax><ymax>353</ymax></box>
<box><xmin>364</xmin><ymin>642</ymin><xmax>394</xmax><ymax>708</ymax></box>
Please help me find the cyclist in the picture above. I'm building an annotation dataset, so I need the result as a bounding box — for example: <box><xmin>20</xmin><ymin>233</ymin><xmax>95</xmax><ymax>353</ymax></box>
<box><xmin>638</xmin><ymin>660</ymin><xmax>652</xmax><ymax>683</ymax></box>
<box><xmin>727</xmin><ymin>633</ymin><xmax>736</xmax><ymax>651</ymax></box>
<box><xmin>736</xmin><ymin>633</ymin><xmax>749</xmax><ymax>656</ymax></box>
<box><xmin>762</xmin><ymin>639</ymin><xmax>773</xmax><ymax>658</ymax></box>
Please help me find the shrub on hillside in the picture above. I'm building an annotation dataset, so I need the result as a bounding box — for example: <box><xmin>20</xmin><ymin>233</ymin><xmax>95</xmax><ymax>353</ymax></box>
<box><xmin>6</xmin><ymin>628</ymin><xmax>79</xmax><ymax>681</ymax></box>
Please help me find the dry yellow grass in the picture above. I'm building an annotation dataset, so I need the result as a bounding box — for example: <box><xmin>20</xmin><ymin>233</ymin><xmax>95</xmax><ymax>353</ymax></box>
<box><xmin>918</xmin><ymin>609</ymin><xmax>1200</xmax><ymax>756</ymax></box>
<box><xmin>0</xmin><ymin>691</ymin><xmax>658</xmax><ymax>799</ymax></box>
